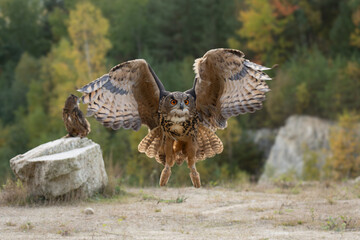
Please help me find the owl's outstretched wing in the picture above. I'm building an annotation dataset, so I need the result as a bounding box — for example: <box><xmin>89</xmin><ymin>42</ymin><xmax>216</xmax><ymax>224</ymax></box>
<box><xmin>187</xmin><ymin>48</ymin><xmax>272</xmax><ymax>130</ymax></box>
<box><xmin>78</xmin><ymin>59</ymin><xmax>167</xmax><ymax>131</ymax></box>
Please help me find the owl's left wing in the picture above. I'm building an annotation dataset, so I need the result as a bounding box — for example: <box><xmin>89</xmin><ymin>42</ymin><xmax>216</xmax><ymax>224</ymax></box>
<box><xmin>187</xmin><ymin>48</ymin><xmax>272</xmax><ymax>130</ymax></box>
<box><xmin>78</xmin><ymin>59</ymin><xmax>167</xmax><ymax>131</ymax></box>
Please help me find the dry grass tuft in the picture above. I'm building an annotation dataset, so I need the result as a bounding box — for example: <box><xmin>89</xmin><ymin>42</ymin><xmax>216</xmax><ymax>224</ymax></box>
<box><xmin>19</xmin><ymin>222</ymin><xmax>34</xmax><ymax>231</ymax></box>
<box><xmin>280</xmin><ymin>220</ymin><xmax>304</xmax><ymax>227</ymax></box>
<box><xmin>5</xmin><ymin>221</ymin><xmax>16</xmax><ymax>227</ymax></box>
<box><xmin>248</xmin><ymin>207</ymin><xmax>265</xmax><ymax>212</ymax></box>
<box><xmin>0</xmin><ymin>179</ymin><xmax>29</xmax><ymax>206</ymax></box>
<box><xmin>141</xmin><ymin>192</ymin><xmax>187</xmax><ymax>204</ymax></box>
<box><xmin>1</xmin><ymin>178</ymin><xmax>98</xmax><ymax>206</ymax></box>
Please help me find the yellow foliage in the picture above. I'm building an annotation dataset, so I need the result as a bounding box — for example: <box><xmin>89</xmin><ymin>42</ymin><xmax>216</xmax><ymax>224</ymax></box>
<box><xmin>239</xmin><ymin>0</ymin><xmax>277</xmax><ymax>53</ymax></box>
<box><xmin>36</xmin><ymin>2</ymin><xmax>112</xmax><ymax>129</ymax></box>
<box><xmin>237</xmin><ymin>0</ymin><xmax>292</xmax><ymax>62</ymax></box>
<box><xmin>43</xmin><ymin>39</ymin><xmax>78</xmax><ymax>120</ymax></box>
<box><xmin>68</xmin><ymin>2</ymin><xmax>111</xmax><ymax>86</ymax></box>
<box><xmin>325</xmin><ymin>112</ymin><xmax>360</xmax><ymax>180</ymax></box>
<box><xmin>351</xmin><ymin>7</ymin><xmax>360</xmax><ymax>48</ymax></box>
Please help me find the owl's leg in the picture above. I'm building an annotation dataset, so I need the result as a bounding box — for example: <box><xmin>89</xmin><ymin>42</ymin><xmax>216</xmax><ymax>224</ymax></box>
<box><xmin>159</xmin><ymin>137</ymin><xmax>175</xmax><ymax>187</ymax></box>
<box><xmin>185</xmin><ymin>141</ymin><xmax>201</xmax><ymax>188</ymax></box>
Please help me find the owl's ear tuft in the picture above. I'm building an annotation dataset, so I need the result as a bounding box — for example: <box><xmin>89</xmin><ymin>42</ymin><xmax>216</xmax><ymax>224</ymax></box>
<box><xmin>185</xmin><ymin>77</ymin><xmax>197</xmax><ymax>100</ymax></box>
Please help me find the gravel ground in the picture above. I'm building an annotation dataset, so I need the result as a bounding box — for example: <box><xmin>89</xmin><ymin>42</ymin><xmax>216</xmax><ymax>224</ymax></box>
<box><xmin>1</xmin><ymin>183</ymin><xmax>360</xmax><ymax>240</ymax></box>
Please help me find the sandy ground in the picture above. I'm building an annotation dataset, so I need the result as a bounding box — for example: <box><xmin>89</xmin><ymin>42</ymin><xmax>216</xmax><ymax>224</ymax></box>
<box><xmin>1</xmin><ymin>183</ymin><xmax>360</xmax><ymax>240</ymax></box>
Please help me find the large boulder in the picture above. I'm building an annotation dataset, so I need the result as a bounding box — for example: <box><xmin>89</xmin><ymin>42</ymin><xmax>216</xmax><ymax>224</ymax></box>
<box><xmin>10</xmin><ymin>137</ymin><xmax>108</xmax><ymax>198</ymax></box>
<box><xmin>260</xmin><ymin>115</ymin><xmax>333</xmax><ymax>181</ymax></box>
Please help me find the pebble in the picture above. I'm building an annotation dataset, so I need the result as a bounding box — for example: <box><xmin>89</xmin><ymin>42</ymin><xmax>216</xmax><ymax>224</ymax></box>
<box><xmin>84</xmin><ymin>207</ymin><xmax>94</xmax><ymax>215</ymax></box>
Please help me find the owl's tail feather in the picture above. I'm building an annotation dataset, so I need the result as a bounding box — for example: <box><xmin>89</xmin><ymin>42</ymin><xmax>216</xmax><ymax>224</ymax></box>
<box><xmin>138</xmin><ymin>127</ymin><xmax>163</xmax><ymax>164</ymax></box>
<box><xmin>196</xmin><ymin>124</ymin><xmax>223</xmax><ymax>161</ymax></box>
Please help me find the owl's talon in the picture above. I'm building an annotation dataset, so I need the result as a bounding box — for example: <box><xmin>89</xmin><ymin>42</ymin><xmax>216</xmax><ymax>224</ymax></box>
<box><xmin>160</xmin><ymin>167</ymin><xmax>171</xmax><ymax>186</ymax></box>
<box><xmin>190</xmin><ymin>171</ymin><xmax>201</xmax><ymax>188</ymax></box>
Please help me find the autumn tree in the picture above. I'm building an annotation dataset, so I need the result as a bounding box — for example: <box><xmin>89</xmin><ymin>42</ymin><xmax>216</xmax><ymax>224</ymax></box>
<box><xmin>349</xmin><ymin>0</ymin><xmax>360</xmax><ymax>48</ymax></box>
<box><xmin>68</xmin><ymin>2</ymin><xmax>112</xmax><ymax>86</ymax></box>
<box><xmin>233</xmin><ymin>0</ymin><xmax>296</xmax><ymax>63</ymax></box>
<box><xmin>325</xmin><ymin>112</ymin><xmax>360</xmax><ymax>180</ymax></box>
<box><xmin>36</xmin><ymin>2</ymin><xmax>112</xmax><ymax>127</ymax></box>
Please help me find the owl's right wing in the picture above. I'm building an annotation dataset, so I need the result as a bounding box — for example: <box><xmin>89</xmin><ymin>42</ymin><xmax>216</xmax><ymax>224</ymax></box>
<box><xmin>78</xmin><ymin>59</ymin><xmax>167</xmax><ymax>131</ymax></box>
<box><xmin>187</xmin><ymin>48</ymin><xmax>273</xmax><ymax>130</ymax></box>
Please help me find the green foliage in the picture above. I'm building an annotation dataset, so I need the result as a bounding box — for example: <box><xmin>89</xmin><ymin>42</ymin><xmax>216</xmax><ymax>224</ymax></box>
<box><xmin>323</xmin><ymin>216</ymin><xmax>354</xmax><ymax>231</ymax></box>
<box><xmin>265</xmin><ymin>48</ymin><xmax>358</xmax><ymax>126</ymax></box>
<box><xmin>92</xmin><ymin>0</ymin><xmax>149</xmax><ymax>61</ymax></box>
<box><xmin>0</xmin><ymin>0</ymin><xmax>51</xmax><ymax>63</ymax></box>
<box><xmin>302</xmin><ymin>148</ymin><xmax>320</xmax><ymax>181</ymax></box>
<box><xmin>48</xmin><ymin>7</ymin><xmax>69</xmax><ymax>42</ymax></box>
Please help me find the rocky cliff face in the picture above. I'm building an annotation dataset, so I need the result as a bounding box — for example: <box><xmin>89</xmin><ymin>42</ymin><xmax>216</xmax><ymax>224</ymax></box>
<box><xmin>260</xmin><ymin>115</ymin><xmax>333</xmax><ymax>181</ymax></box>
<box><xmin>248</xmin><ymin>128</ymin><xmax>278</xmax><ymax>160</ymax></box>
<box><xmin>10</xmin><ymin>137</ymin><xmax>108</xmax><ymax>198</ymax></box>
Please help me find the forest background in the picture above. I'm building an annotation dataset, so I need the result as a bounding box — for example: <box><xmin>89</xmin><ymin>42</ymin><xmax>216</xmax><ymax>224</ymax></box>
<box><xmin>0</xmin><ymin>0</ymin><xmax>359</xmax><ymax>187</ymax></box>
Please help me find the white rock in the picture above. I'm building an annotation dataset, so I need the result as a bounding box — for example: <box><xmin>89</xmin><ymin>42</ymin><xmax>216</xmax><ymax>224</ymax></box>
<box><xmin>10</xmin><ymin>137</ymin><xmax>108</xmax><ymax>198</ymax></box>
<box><xmin>260</xmin><ymin>115</ymin><xmax>333</xmax><ymax>181</ymax></box>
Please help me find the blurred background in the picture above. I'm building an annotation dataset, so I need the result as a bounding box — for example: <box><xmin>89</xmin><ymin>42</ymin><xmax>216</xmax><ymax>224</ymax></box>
<box><xmin>0</xmin><ymin>0</ymin><xmax>359</xmax><ymax>186</ymax></box>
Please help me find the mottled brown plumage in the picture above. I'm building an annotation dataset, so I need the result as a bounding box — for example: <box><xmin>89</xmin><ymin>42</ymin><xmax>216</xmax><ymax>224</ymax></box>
<box><xmin>63</xmin><ymin>94</ymin><xmax>91</xmax><ymax>138</ymax></box>
<box><xmin>78</xmin><ymin>48</ymin><xmax>272</xmax><ymax>188</ymax></box>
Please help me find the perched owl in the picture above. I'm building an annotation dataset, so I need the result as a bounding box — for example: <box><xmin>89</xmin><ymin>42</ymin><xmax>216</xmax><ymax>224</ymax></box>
<box><xmin>78</xmin><ymin>48</ymin><xmax>272</xmax><ymax>188</ymax></box>
<box><xmin>62</xmin><ymin>94</ymin><xmax>91</xmax><ymax>138</ymax></box>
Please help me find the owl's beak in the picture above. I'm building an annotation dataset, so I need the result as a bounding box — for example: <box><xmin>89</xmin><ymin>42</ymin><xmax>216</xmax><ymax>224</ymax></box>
<box><xmin>180</xmin><ymin>102</ymin><xmax>184</xmax><ymax>110</ymax></box>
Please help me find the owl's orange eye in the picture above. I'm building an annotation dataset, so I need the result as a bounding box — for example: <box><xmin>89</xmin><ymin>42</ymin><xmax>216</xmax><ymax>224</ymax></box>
<box><xmin>170</xmin><ymin>99</ymin><xmax>177</xmax><ymax>105</ymax></box>
<box><xmin>184</xmin><ymin>100</ymin><xmax>189</xmax><ymax>105</ymax></box>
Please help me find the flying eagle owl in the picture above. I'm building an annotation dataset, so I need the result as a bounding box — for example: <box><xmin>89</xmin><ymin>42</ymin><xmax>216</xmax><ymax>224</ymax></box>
<box><xmin>78</xmin><ymin>48</ymin><xmax>272</xmax><ymax>188</ymax></box>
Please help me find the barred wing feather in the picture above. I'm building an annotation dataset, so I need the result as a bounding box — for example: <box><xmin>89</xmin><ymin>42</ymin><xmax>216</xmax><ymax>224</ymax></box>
<box><xmin>78</xmin><ymin>59</ymin><xmax>165</xmax><ymax>131</ymax></box>
<box><xmin>191</xmin><ymin>48</ymin><xmax>272</xmax><ymax>130</ymax></box>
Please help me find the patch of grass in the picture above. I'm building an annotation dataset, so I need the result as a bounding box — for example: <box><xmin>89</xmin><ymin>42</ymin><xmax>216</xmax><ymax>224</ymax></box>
<box><xmin>0</xmin><ymin>178</ymin><xmax>29</xmax><ymax>206</ymax></box>
<box><xmin>323</xmin><ymin>216</ymin><xmax>357</xmax><ymax>231</ymax></box>
<box><xmin>310</xmin><ymin>208</ymin><xmax>316</xmax><ymax>222</ymax></box>
<box><xmin>88</xmin><ymin>187</ymin><xmax>133</xmax><ymax>204</ymax></box>
<box><xmin>290</xmin><ymin>185</ymin><xmax>301</xmax><ymax>194</ymax></box>
<box><xmin>326</xmin><ymin>197</ymin><xmax>336</xmax><ymax>205</ymax></box>
<box><xmin>260</xmin><ymin>215</ymin><xmax>275</xmax><ymax>221</ymax></box>
<box><xmin>248</xmin><ymin>207</ymin><xmax>265</xmax><ymax>212</ymax></box>
<box><xmin>204</xmin><ymin>219</ymin><xmax>245</xmax><ymax>228</ymax></box>
<box><xmin>102</xmin><ymin>166</ymin><xmax>124</xmax><ymax>198</ymax></box>
<box><xmin>141</xmin><ymin>193</ymin><xmax>187</xmax><ymax>204</ymax></box>
<box><xmin>117</xmin><ymin>216</ymin><xmax>127</xmax><ymax>225</ymax></box>
<box><xmin>158</xmin><ymin>196</ymin><xmax>187</xmax><ymax>204</ymax></box>
<box><xmin>57</xmin><ymin>229</ymin><xmax>71</xmax><ymax>236</ymax></box>
<box><xmin>280</xmin><ymin>220</ymin><xmax>304</xmax><ymax>227</ymax></box>
<box><xmin>1</xmin><ymin>177</ymin><xmax>109</xmax><ymax>206</ymax></box>
<box><xmin>142</xmin><ymin>193</ymin><xmax>159</xmax><ymax>201</ymax></box>
<box><xmin>273</xmin><ymin>171</ymin><xmax>298</xmax><ymax>189</ymax></box>
<box><xmin>5</xmin><ymin>221</ymin><xmax>16</xmax><ymax>227</ymax></box>
<box><xmin>19</xmin><ymin>222</ymin><xmax>34</xmax><ymax>231</ymax></box>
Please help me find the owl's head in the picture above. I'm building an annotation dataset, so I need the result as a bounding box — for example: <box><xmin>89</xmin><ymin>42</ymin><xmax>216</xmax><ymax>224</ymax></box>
<box><xmin>160</xmin><ymin>92</ymin><xmax>195</xmax><ymax>115</ymax></box>
<box><xmin>64</xmin><ymin>94</ymin><xmax>79</xmax><ymax>110</ymax></box>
